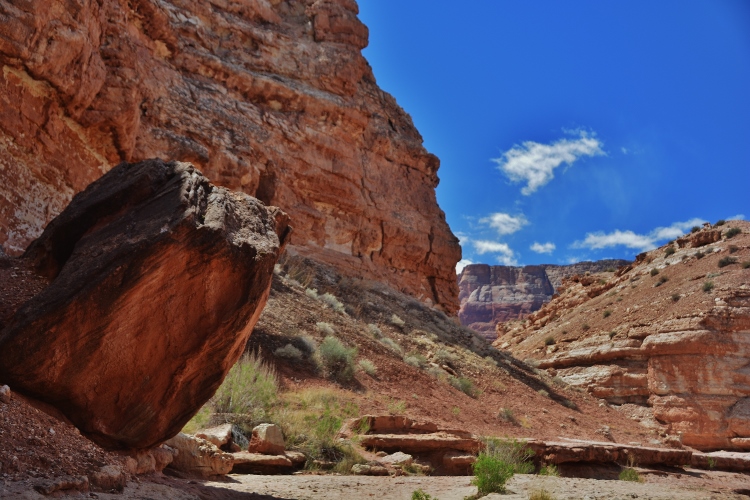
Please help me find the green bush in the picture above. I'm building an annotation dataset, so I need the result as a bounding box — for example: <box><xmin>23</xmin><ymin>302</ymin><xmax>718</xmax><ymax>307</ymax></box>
<box><xmin>544</xmin><ymin>336</ymin><xmax>556</xmax><ymax>346</ymax></box>
<box><xmin>672</xmin><ymin>293</ymin><xmax>681</xmax><ymax>302</ymax></box>
<box><xmin>650</xmin><ymin>268</ymin><xmax>659</xmax><ymax>276</ymax></box>
<box><xmin>619</xmin><ymin>467</ymin><xmax>642</xmax><ymax>482</ymax></box>
<box><xmin>703</xmin><ymin>281</ymin><xmax>715</xmax><ymax>292</ymax></box>
<box><xmin>358</xmin><ymin>359</ymin><xmax>377</xmax><ymax>376</ymax></box>
<box><xmin>743</xmin><ymin>262</ymin><xmax>750</xmax><ymax>269</ymax></box>
<box><xmin>380</xmin><ymin>337</ymin><xmax>403</xmax><ymax>354</ymax></box>
<box><xmin>212</xmin><ymin>350</ymin><xmax>278</xmax><ymax>422</ymax></box>
<box><xmin>275</xmin><ymin>344</ymin><xmax>303</xmax><ymax>359</ymax></box>
<box><xmin>603</xmin><ymin>309</ymin><xmax>612</xmax><ymax>318</ymax></box>
<box><xmin>529</xmin><ymin>489</ymin><xmax>556</xmax><ymax>500</ymax></box>
<box><xmin>582</xmin><ymin>323</ymin><xmax>590</xmax><ymax>331</ymax></box>
<box><xmin>316</xmin><ymin>322</ymin><xmax>335</xmax><ymax>336</ymax></box>
<box><xmin>498</xmin><ymin>407</ymin><xmax>516</xmax><ymax>424</ymax></box>
<box><xmin>472</xmin><ymin>438</ymin><xmax>534</xmax><ymax>495</ymax></box>
<box><xmin>695</xmin><ymin>251</ymin><xmax>705</xmax><ymax>259</ymax></box>
<box><xmin>691</xmin><ymin>226</ymin><xmax>700</xmax><ymax>233</ymax></box>
<box><xmin>433</xmin><ymin>348</ymin><xmax>458</xmax><ymax>366</ymax></box>
<box><xmin>318</xmin><ymin>336</ymin><xmax>357</xmax><ymax>382</ymax></box>
<box><xmin>404</xmin><ymin>354</ymin><xmax>428</xmax><ymax>369</ymax></box>
<box><xmin>305</xmin><ymin>288</ymin><xmax>319</xmax><ymax>299</ymax></box>
<box><xmin>449</xmin><ymin>376</ymin><xmax>477</xmax><ymax>397</ymax></box>
<box><xmin>665</xmin><ymin>246</ymin><xmax>676</xmax><ymax>256</ymax></box>
<box><xmin>729</xmin><ymin>245</ymin><xmax>739</xmax><ymax>254</ymax></box>
<box><xmin>320</xmin><ymin>292</ymin><xmax>346</xmax><ymax>314</ymax></box>
<box><xmin>655</xmin><ymin>276</ymin><xmax>668</xmax><ymax>287</ymax></box>
<box><xmin>366</xmin><ymin>323</ymin><xmax>383</xmax><ymax>338</ymax></box>
<box><xmin>390</xmin><ymin>314</ymin><xmax>406</xmax><ymax>328</ymax></box>
<box><xmin>718</xmin><ymin>257</ymin><xmax>738</xmax><ymax>268</ymax></box>
<box><xmin>726</xmin><ymin>227</ymin><xmax>741</xmax><ymax>239</ymax></box>
<box><xmin>411</xmin><ymin>489</ymin><xmax>438</xmax><ymax>500</ymax></box>
<box><xmin>716</xmin><ymin>219</ymin><xmax>726</xmax><ymax>226</ymax></box>
<box><xmin>539</xmin><ymin>464</ymin><xmax>559</xmax><ymax>477</ymax></box>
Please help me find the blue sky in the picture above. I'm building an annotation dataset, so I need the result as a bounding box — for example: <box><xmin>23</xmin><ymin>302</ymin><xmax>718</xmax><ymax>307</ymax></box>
<box><xmin>358</xmin><ymin>1</ymin><xmax>750</xmax><ymax>272</ymax></box>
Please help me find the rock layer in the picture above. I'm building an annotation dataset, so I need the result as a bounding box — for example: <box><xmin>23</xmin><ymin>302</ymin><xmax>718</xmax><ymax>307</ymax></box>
<box><xmin>494</xmin><ymin>222</ymin><xmax>750</xmax><ymax>450</ymax></box>
<box><xmin>0</xmin><ymin>159</ymin><xmax>289</xmax><ymax>450</ymax></box>
<box><xmin>0</xmin><ymin>0</ymin><xmax>460</xmax><ymax>312</ymax></box>
<box><xmin>458</xmin><ymin>260</ymin><xmax>628</xmax><ymax>337</ymax></box>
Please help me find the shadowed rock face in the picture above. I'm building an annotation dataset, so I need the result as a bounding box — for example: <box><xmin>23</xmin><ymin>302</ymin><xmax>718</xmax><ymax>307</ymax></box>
<box><xmin>0</xmin><ymin>159</ymin><xmax>290</xmax><ymax>450</ymax></box>
<box><xmin>458</xmin><ymin>260</ymin><xmax>629</xmax><ymax>337</ymax></box>
<box><xmin>0</xmin><ymin>0</ymin><xmax>460</xmax><ymax>313</ymax></box>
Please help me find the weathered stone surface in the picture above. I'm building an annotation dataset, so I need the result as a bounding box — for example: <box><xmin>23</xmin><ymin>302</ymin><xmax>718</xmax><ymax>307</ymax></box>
<box><xmin>231</xmin><ymin>452</ymin><xmax>293</xmax><ymax>474</ymax></box>
<box><xmin>343</xmin><ymin>415</ymin><xmax>439</xmax><ymax>436</ymax></box>
<box><xmin>88</xmin><ymin>465</ymin><xmax>126</xmax><ymax>493</ymax></box>
<box><xmin>526</xmin><ymin>439</ymin><xmax>691</xmax><ymax>467</ymax></box>
<box><xmin>351</xmin><ymin>463</ymin><xmax>389</xmax><ymax>476</ymax></box>
<box><xmin>692</xmin><ymin>451</ymin><xmax>750</xmax><ymax>471</ymax></box>
<box><xmin>0</xmin><ymin>159</ymin><xmax>290</xmax><ymax>450</ymax></box>
<box><xmin>379</xmin><ymin>451</ymin><xmax>413</xmax><ymax>466</ymax></box>
<box><xmin>459</xmin><ymin>260</ymin><xmax>628</xmax><ymax>337</ymax></box>
<box><xmin>123</xmin><ymin>446</ymin><xmax>176</xmax><ymax>475</ymax></box>
<box><xmin>165</xmin><ymin>433</ymin><xmax>234</xmax><ymax>478</ymax></box>
<box><xmin>442</xmin><ymin>451</ymin><xmax>475</xmax><ymax>475</ymax></box>
<box><xmin>247</xmin><ymin>423</ymin><xmax>285</xmax><ymax>455</ymax></box>
<box><xmin>495</xmin><ymin>222</ymin><xmax>750</xmax><ymax>450</ymax></box>
<box><xmin>359</xmin><ymin>433</ymin><xmax>481</xmax><ymax>454</ymax></box>
<box><xmin>195</xmin><ymin>424</ymin><xmax>233</xmax><ymax>449</ymax></box>
<box><xmin>0</xmin><ymin>385</ymin><xmax>10</xmax><ymax>404</ymax></box>
<box><xmin>0</xmin><ymin>0</ymin><xmax>460</xmax><ymax>313</ymax></box>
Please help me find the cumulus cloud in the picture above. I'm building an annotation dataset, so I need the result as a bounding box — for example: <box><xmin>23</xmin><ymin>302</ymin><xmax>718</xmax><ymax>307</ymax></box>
<box><xmin>456</xmin><ymin>259</ymin><xmax>473</xmax><ymax>274</ymax></box>
<box><xmin>530</xmin><ymin>242</ymin><xmax>556</xmax><ymax>254</ymax></box>
<box><xmin>492</xmin><ymin>130</ymin><xmax>604</xmax><ymax>195</ymax></box>
<box><xmin>472</xmin><ymin>240</ymin><xmax>517</xmax><ymax>265</ymax></box>
<box><xmin>478</xmin><ymin>212</ymin><xmax>528</xmax><ymax>235</ymax></box>
<box><xmin>726</xmin><ymin>214</ymin><xmax>746</xmax><ymax>221</ymax></box>
<box><xmin>573</xmin><ymin>218</ymin><xmax>707</xmax><ymax>252</ymax></box>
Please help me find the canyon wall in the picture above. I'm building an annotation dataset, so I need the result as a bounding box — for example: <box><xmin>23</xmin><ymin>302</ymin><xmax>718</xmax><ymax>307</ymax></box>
<box><xmin>0</xmin><ymin>0</ymin><xmax>460</xmax><ymax>312</ymax></box>
<box><xmin>458</xmin><ymin>260</ymin><xmax>628</xmax><ymax>337</ymax></box>
<box><xmin>493</xmin><ymin>222</ymin><xmax>750</xmax><ymax>451</ymax></box>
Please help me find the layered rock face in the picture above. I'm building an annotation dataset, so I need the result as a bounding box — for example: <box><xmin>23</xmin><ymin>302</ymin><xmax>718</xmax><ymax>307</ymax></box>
<box><xmin>458</xmin><ymin>260</ymin><xmax>628</xmax><ymax>337</ymax></box>
<box><xmin>0</xmin><ymin>159</ymin><xmax>289</xmax><ymax>450</ymax></box>
<box><xmin>494</xmin><ymin>222</ymin><xmax>750</xmax><ymax>450</ymax></box>
<box><xmin>0</xmin><ymin>0</ymin><xmax>460</xmax><ymax>312</ymax></box>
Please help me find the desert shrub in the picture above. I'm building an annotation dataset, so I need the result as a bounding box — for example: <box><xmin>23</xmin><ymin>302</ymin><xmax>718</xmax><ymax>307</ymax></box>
<box><xmin>608</xmin><ymin>330</ymin><xmax>617</xmax><ymax>339</ymax></box>
<box><xmin>539</xmin><ymin>464</ymin><xmax>560</xmax><ymax>477</ymax></box>
<box><xmin>275</xmin><ymin>344</ymin><xmax>303</xmax><ymax>360</ymax></box>
<box><xmin>318</xmin><ymin>336</ymin><xmax>357</xmax><ymax>382</ymax></box>
<box><xmin>691</xmin><ymin>226</ymin><xmax>701</xmax><ymax>233</ymax></box>
<box><xmin>726</xmin><ymin>227</ymin><xmax>742</xmax><ymax>239</ymax></box>
<box><xmin>619</xmin><ymin>467</ymin><xmax>642</xmax><ymax>482</ymax></box>
<box><xmin>404</xmin><ymin>353</ymin><xmax>427</xmax><ymax>369</ymax></box>
<box><xmin>211</xmin><ymin>350</ymin><xmax>278</xmax><ymax>422</ymax></box>
<box><xmin>537</xmin><ymin>389</ymin><xmax>550</xmax><ymax>398</ymax></box>
<box><xmin>305</xmin><ymin>288</ymin><xmax>319</xmax><ymax>299</ymax></box>
<box><xmin>387</xmin><ymin>398</ymin><xmax>406</xmax><ymax>414</ymax></box>
<box><xmin>544</xmin><ymin>336</ymin><xmax>555</xmax><ymax>346</ymax></box>
<box><xmin>390</xmin><ymin>314</ymin><xmax>406</xmax><ymax>328</ymax></box>
<box><xmin>427</xmin><ymin>365</ymin><xmax>446</xmax><ymax>381</ymax></box>
<box><xmin>300</xmin><ymin>401</ymin><xmax>364</xmax><ymax>472</ymax></box>
<box><xmin>582</xmin><ymin>323</ymin><xmax>590</xmax><ymax>331</ymax></box>
<box><xmin>498</xmin><ymin>407</ymin><xmax>517</xmax><ymax>424</ymax></box>
<box><xmin>718</xmin><ymin>257</ymin><xmax>738</xmax><ymax>268</ymax></box>
<box><xmin>603</xmin><ymin>309</ymin><xmax>612</xmax><ymax>318</ymax></box>
<box><xmin>655</xmin><ymin>276</ymin><xmax>668</xmax><ymax>287</ymax></box>
<box><xmin>729</xmin><ymin>245</ymin><xmax>739</xmax><ymax>254</ymax></box>
<box><xmin>716</xmin><ymin>219</ymin><xmax>726</xmax><ymax>226</ymax></box>
<box><xmin>529</xmin><ymin>489</ymin><xmax>555</xmax><ymax>500</ymax></box>
<box><xmin>411</xmin><ymin>489</ymin><xmax>438</xmax><ymax>500</ymax></box>
<box><xmin>357</xmin><ymin>359</ymin><xmax>376</xmax><ymax>376</ymax></box>
<box><xmin>379</xmin><ymin>337</ymin><xmax>403</xmax><ymax>354</ymax></box>
<box><xmin>650</xmin><ymin>268</ymin><xmax>659</xmax><ymax>276</ymax></box>
<box><xmin>703</xmin><ymin>281</ymin><xmax>715</xmax><ymax>292</ymax></box>
<box><xmin>319</xmin><ymin>292</ymin><xmax>346</xmax><ymax>314</ymax></box>
<box><xmin>449</xmin><ymin>376</ymin><xmax>477</xmax><ymax>397</ymax></box>
<box><xmin>743</xmin><ymin>262</ymin><xmax>750</xmax><ymax>269</ymax></box>
<box><xmin>665</xmin><ymin>246</ymin><xmax>676</xmax><ymax>256</ymax></box>
<box><xmin>298</xmin><ymin>335</ymin><xmax>318</xmax><ymax>354</ymax></box>
<box><xmin>695</xmin><ymin>251</ymin><xmax>705</xmax><ymax>259</ymax></box>
<box><xmin>433</xmin><ymin>348</ymin><xmax>458</xmax><ymax>366</ymax></box>
<box><xmin>366</xmin><ymin>323</ymin><xmax>383</xmax><ymax>338</ymax></box>
<box><xmin>316</xmin><ymin>321</ymin><xmax>335</xmax><ymax>336</ymax></box>
<box><xmin>472</xmin><ymin>438</ymin><xmax>534</xmax><ymax>495</ymax></box>
<box><xmin>672</xmin><ymin>293</ymin><xmax>681</xmax><ymax>302</ymax></box>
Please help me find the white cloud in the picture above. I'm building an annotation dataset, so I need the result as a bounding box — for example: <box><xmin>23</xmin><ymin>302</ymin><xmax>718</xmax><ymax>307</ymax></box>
<box><xmin>726</xmin><ymin>214</ymin><xmax>746</xmax><ymax>221</ymax></box>
<box><xmin>530</xmin><ymin>242</ymin><xmax>556</xmax><ymax>254</ymax></box>
<box><xmin>572</xmin><ymin>218</ymin><xmax>708</xmax><ymax>252</ymax></box>
<box><xmin>456</xmin><ymin>259</ymin><xmax>473</xmax><ymax>274</ymax></box>
<box><xmin>621</xmin><ymin>147</ymin><xmax>629</xmax><ymax>154</ymax></box>
<box><xmin>472</xmin><ymin>240</ymin><xmax>517</xmax><ymax>266</ymax></box>
<box><xmin>492</xmin><ymin>130</ymin><xmax>604</xmax><ymax>195</ymax></box>
<box><xmin>478</xmin><ymin>212</ymin><xmax>528</xmax><ymax>235</ymax></box>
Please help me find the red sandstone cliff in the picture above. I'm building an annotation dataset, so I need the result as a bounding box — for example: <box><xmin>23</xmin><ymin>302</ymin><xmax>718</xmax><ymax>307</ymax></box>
<box><xmin>493</xmin><ymin>222</ymin><xmax>750</xmax><ymax>451</ymax></box>
<box><xmin>0</xmin><ymin>0</ymin><xmax>460</xmax><ymax>312</ymax></box>
<box><xmin>458</xmin><ymin>260</ymin><xmax>628</xmax><ymax>337</ymax></box>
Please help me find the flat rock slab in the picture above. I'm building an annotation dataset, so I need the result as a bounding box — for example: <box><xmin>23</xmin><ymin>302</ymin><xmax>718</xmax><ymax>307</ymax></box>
<box><xmin>0</xmin><ymin>159</ymin><xmax>290</xmax><ymax>450</ymax></box>
<box><xmin>359</xmin><ymin>433</ymin><xmax>482</xmax><ymax>453</ymax></box>
<box><xmin>692</xmin><ymin>451</ymin><xmax>750</xmax><ymax>471</ymax></box>
<box><xmin>526</xmin><ymin>439</ymin><xmax>692</xmax><ymax>466</ymax></box>
<box><xmin>231</xmin><ymin>452</ymin><xmax>294</xmax><ymax>474</ymax></box>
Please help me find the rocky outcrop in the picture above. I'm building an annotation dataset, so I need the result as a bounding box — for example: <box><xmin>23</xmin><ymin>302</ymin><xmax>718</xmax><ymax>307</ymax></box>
<box><xmin>0</xmin><ymin>0</ymin><xmax>460</xmax><ymax>312</ymax></box>
<box><xmin>165</xmin><ymin>433</ymin><xmax>234</xmax><ymax>477</ymax></box>
<box><xmin>458</xmin><ymin>260</ymin><xmax>628</xmax><ymax>337</ymax></box>
<box><xmin>494</xmin><ymin>222</ymin><xmax>750</xmax><ymax>451</ymax></box>
<box><xmin>0</xmin><ymin>159</ymin><xmax>289</xmax><ymax>450</ymax></box>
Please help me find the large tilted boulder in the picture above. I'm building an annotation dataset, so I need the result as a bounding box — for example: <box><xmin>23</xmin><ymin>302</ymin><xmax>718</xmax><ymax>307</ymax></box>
<box><xmin>0</xmin><ymin>159</ymin><xmax>290</xmax><ymax>450</ymax></box>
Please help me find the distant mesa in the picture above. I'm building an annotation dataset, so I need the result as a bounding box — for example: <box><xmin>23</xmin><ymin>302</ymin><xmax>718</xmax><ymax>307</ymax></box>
<box><xmin>458</xmin><ymin>260</ymin><xmax>630</xmax><ymax>338</ymax></box>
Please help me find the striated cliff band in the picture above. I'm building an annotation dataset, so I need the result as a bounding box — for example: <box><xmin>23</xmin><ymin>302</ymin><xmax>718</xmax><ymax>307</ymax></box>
<box><xmin>0</xmin><ymin>0</ymin><xmax>460</xmax><ymax>312</ymax></box>
<box><xmin>494</xmin><ymin>222</ymin><xmax>750</xmax><ymax>451</ymax></box>
<box><xmin>458</xmin><ymin>260</ymin><xmax>629</xmax><ymax>338</ymax></box>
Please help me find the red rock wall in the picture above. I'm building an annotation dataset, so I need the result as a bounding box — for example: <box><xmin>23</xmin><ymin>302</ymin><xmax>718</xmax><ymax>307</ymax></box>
<box><xmin>0</xmin><ymin>0</ymin><xmax>460</xmax><ymax>312</ymax></box>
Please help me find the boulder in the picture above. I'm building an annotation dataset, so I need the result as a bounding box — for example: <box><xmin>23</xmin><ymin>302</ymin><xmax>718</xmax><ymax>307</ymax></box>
<box><xmin>379</xmin><ymin>452</ymin><xmax>413</xmax><ymax>466</ymax></box>
<box><xmin>442</xmin><ymin>451</ymin><xmax>476</xmax><ymax>475</ymax></box>
<box><xmin>0</xmin><ymin>385</ymin><xmax>10</xmax><ymax>404</ymax></box>
<box><xmin>165</xmin><ymin>433</ymin><xmax>234</xmax><ymax>477</ymax></box>
<box><xmin>0</xmin><ymin>160</ymin><xmax>290</xmax><ymax>450</ymax></box>
<box><xmin>248</xmin><ymin>423</ymin><xmax>285</xmax><ymax>455</ymax></box>
<box><xmin>88</xmin><ymin>465</ymin><xmax>127</xmax><ymax>493</ymax></box>
<box><xmin>351</xmin><ymin>463</ymin><xmax>389</xmax><ymax>476</ymax></box>
<box><xmin>231</xmin><ymin>452</ymin><xmax>293</xmax><ymax>474</ymax></box>
<box><xmin>196</xmin><ymin>424</ymin><xmax>234</xmax><ymax>449</ymax></box>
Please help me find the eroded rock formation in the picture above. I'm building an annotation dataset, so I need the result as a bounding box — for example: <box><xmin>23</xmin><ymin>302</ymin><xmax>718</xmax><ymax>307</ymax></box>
<box><xmin>494</xmin><ymin>222</ymin><xmax>750</xmax><ymax>450</ymax></box>
<box><xmin>458</xmin><ymin>260</ymin><xmax>628</xmax><ymax>337</ymax></box>
<box><xmin>0</xmin><ymin>0</ymin><xmax>460</xmax><ymax>312</ymax></box>
<box><xmin>0</xmin><ymin>159</ymin><xmax>289</xmax><ymax>450</ymax></box>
